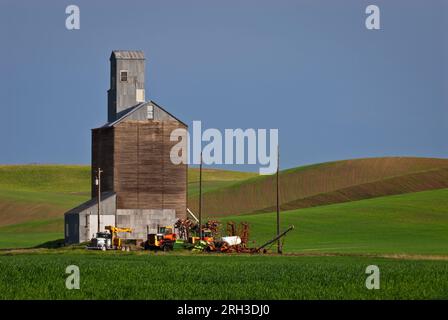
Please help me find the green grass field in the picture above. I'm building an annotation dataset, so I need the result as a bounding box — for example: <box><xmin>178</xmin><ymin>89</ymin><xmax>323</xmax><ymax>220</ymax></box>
<box><xmin>1</xmin><ymin>188</ymin><xmax>448</xmax><ymax>300</ymax></box>
<box><xmin>2</xmin><ymin>188</ymin><xmax>448</xmax><ymax>254</ymax></box>
<box><xmin>219</xmin><ymin>189</ymin><xmax>448</xmax><ymax>255</ymax></box>
<box><xmin>1</xmin><ymin>162</ymin><xmax>448</xmax><ymax>300</ymax></box>
<box><xmin>1</xmin><ymin>251</ymin><xmax>447</xmax><ymax>299</ymax></box>
<box><xmin>0</xmin><ymin>219</ymin><xmax>64</xmax><ymax>248</ymax></box>
<box><xmin>0</xmin><ymin>165</ymin><xmax>91</xmax><ymax>193</ymax></box>
<box><xmin>0</xmin><ymin>165</ymin><xmax>90</xmax><ymax>228</ymax></box>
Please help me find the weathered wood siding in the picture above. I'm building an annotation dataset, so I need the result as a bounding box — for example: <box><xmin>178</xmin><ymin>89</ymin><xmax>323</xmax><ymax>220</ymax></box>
<box><xmin>113</xmin><ymin>120</ymin><xmax>187</xmax><ymax>218</ymax></box>
<box><xmin>162</xmin><ymin>121</ymin><xmax>187</xmax><ymax>218</ymax></box>
<box><xmin>91</xmin><ymin>127</ymin><xmax>114</xmax><ymax>198</ymax></box>
<box><xmin>114</xmin><ymin>122</ymin><xmax>138</xmax><ymax>207</ymax></box>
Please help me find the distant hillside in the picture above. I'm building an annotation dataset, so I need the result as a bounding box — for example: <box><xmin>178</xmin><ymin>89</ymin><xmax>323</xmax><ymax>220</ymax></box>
<box><xmin>0</xmin><ymin>165</ymin><xmax>90</xmax><ymax>194</ymax></box>
<box><xmin>222</xmin><ymin>188</ymin><xmax>448</xmax><ymax>254</ymax></box>
<box><xmin>188</xmin><ymin>168</ymin><xmax>256</xmax><ymax>196</ymax></box>
<box><xmin>3</xmin><ymin>187</ymin><xmax>448</xmax><ymax>253</ymax></box>
<box><xmin>0</xmin><ymin>165</ymin><xmax>254</xmax><ymax>228</ymax></box>
<box><xmin>2</xmin><ymin>157</ymin><xmax>448</xmax><ymax>249</ymax></box>
<box><xmin>0</xmin><ymin>165</ymin><xmax>91</xmax><ymax>228</ymax></box>
<box><xmin>188</xmin><ymin>157</ymin><xmax>448</xmax><ymax>216</ymax></box>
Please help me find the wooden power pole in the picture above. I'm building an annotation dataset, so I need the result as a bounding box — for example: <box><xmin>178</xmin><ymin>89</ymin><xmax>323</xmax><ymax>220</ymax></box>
<box><xmin>276</xmin><ymin>146</ymin><xmax>282</xmax><ymax>254</ymax></box>
<box><xmin>96</xmin><ymin>168</ymin><xmax>103</xmax><ymax>234</ymax></box>
<box><xmin>198</xmin><ymin>151</ymin><xmax>203</xmax><ymax>240</ymax></box>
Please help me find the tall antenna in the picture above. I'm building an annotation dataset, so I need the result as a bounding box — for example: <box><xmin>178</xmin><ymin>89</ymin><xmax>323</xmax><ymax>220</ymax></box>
<box><xmin>276</xmin><ymin>145</ymin><xmax>282</xmax><ymax>254</ymax></box>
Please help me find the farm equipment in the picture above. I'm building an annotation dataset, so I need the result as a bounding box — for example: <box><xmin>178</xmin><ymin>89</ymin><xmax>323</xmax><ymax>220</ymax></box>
<box><xmin>201</xmin><ymin>228</ymin><xmax>214</xmax><ymax>243</ymax></box>
<box><xmin>255</xmin><ymin>225</ymin><xmax>295</xmax><ymax>253</ymax></box>
<box><xmin>175</xmin><ymin>218</ymin><xmax>219</xmax><ymax>241</ymax></box>
<box><xmin>172</xmin><ymin>217</ymin><xmax>220</xmax><ymax>251</ymax></box>
<box><xmin>188</xmin><ymin>221</ymin><xmax>251</xmax><ymax>253</ymax></box>
<box><xmin>142</xmin><ymin>216</ymin><xmax>295</xmax><ymax>254</ymax></box>
<box><xmin>144</xmin><ymin>225</ymin><xmax>177</xmax><ymax>251</ymax></box>
<box><xmin>226</xmin><ymin>221</ymin><xmax>250</xmax><ymax>248</ymax></box>
<box><xmin>172</xmin><ymin>219</ymin><xmax>255</xmax><ymax>253</ymax></box>
<box><xmin>203</xmin><ymin>224</ymin><xmax>295</xmax><ymax>254</ymax></box>
<box><xmin>86</xmin><ymin>226</ymin><xmax>133</xmax><ymax>251</ymax></box>
<box><xmin>105</xmin><ymin>226</ymin><xmax>133</xmax><ymax>251</ymax></box>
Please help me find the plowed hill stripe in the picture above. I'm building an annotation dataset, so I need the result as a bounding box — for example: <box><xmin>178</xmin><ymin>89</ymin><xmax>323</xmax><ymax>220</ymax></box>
<box><xmin>188</xmin><ymin>157</ymin><xmax>448</xmax><ymax>216</ymax></box>
<box><xmin>256</xmin><ymin>167</ymin><xmax>448</xmax><ymax>213</ymax></box>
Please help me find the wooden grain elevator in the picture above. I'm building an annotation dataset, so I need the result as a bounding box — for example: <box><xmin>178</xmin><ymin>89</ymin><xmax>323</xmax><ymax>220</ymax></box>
<box><xmin>64</xmin><ymin>50</ymin><xmax>187</xmax><ymax>244</ymax></box>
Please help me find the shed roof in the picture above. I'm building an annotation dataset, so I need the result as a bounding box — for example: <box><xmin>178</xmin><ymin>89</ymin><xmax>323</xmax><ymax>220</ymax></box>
<box><xmin>64</xmin><ymin>192</ymin><xmax>116</xmax><ymax>216</ymax></box>
<box><xmin>110</xmin><ymin>50</ymin><xmax>145</xmax><ymax>60</ymax></box>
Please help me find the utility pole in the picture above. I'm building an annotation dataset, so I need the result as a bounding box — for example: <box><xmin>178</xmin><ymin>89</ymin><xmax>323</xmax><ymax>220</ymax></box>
<box><xmin>276</xmin><ymin>145</ymin><xmax>282</xmax><ymax>254</ymax></box>
<box><xmin>199</xmin><ymin>151</ymin><xmax>203</xmax><ymax>240</ymax></box>
<box><xmin>96</xmin><ymin>168</ymin><xmax>103</xmax><ymax>234</ymax></box>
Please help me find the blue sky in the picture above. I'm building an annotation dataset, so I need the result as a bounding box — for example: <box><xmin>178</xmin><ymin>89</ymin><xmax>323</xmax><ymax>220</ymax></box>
<box><xmin>0</xmin><ymin>0</ymin><xmax>446</xmax><ymax>171</ymax></box>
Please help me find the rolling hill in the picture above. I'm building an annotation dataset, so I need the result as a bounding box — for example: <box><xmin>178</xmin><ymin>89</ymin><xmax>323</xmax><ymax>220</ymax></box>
<box><xmin>0</xmin><ymin>165</ymin><xmax>91</xmax><ymax>227</ymax></box>
<box><xmin>0</xmin><ymin>165</ymin><xmax>255</xmax><ymax>227</ymax></box>
<box><xmin>1</xmin><ymin>157</ymin><xmax>448</xmax><ymax>250</ymax></box>
<box><xmin>222</xmin><ymin>188</ymin><xmax>448</xmax><ymax>255</ymax></box>
<box><xmin>188</xmin><ymin>157</ymin><xmax>448</xmax><ymax>216</ymax></box>
<box><xmin>0</xmin><ymin>165</ymin><xmax>255</xmax><ymax>247</ymax></box>
<box><xmin>187</xmin><ymin>168</ymin><xmax>256</xmax><ymax>196</ymax></box>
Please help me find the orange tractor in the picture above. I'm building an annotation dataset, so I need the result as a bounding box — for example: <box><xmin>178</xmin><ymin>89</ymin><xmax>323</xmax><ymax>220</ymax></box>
<box><xmin>144</xmin><ymin>226</ymin><xmax>177</xmax><ymax>251</ymax></box>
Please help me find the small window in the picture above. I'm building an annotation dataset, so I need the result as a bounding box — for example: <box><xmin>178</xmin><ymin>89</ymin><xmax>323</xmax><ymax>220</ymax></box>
<box><xmin>120</xmin><ymin>70</ymin><xmax>128</xmax><ymax>82</ymax></box>
<box><xmin>147</xmin><ymin>105</ymin><xmax>154</xmax><ymax>119</ymax></box>
<box><xmin>65</xmin><ymin>224</ymin><xmax>69</xmax><ymax>237</ymax></box>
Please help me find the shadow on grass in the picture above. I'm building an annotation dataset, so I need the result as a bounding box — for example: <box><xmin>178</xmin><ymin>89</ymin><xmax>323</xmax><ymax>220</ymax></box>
<box><xmin>33</xmin><ymin>238</ymin><xmax>65</xmax><ymax>249</ymax></box>
<box><xmin>33</xmin><ymin>239</ymin><xmax>90</xmax><ymax>250</ymax></box>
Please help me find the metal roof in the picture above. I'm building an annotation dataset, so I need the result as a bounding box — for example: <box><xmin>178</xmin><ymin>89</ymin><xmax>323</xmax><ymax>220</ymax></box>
<box><xmin>151</xmin><ymin>100</ymin><xmax>188</xmax><ymax>127</ymax></box>
<box><xmin>64</xmin><ymin>192</ymin><xmax>116</xmax><ymax>215</ymax></box>
<box><xmin>97</xmin><ymin>100</ymin><xmax>187</xmax><ymax>129</ymax></box>
<box><xmin>111</xmin><ymin>50</ymin><xmax>145</xmax><ymax>60</ymax></box>
<box><xmin>102</xmin><ymin>102</ymin><xmax>146</xmax><ymax>128</ymax></box>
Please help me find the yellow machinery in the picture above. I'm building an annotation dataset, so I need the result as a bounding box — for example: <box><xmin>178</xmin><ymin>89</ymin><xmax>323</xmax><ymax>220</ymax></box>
<box><xmin>105</xmin><ymin>226</ymin><xmax>132</xmax><ymax>250</ymax></box>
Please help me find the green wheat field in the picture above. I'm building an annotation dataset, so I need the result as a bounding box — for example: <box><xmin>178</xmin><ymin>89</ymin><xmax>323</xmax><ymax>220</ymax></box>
<box><xmin>1</xmin><ymin>159</ymin><xmax>448</xmax><ymax>299</ymax></box>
